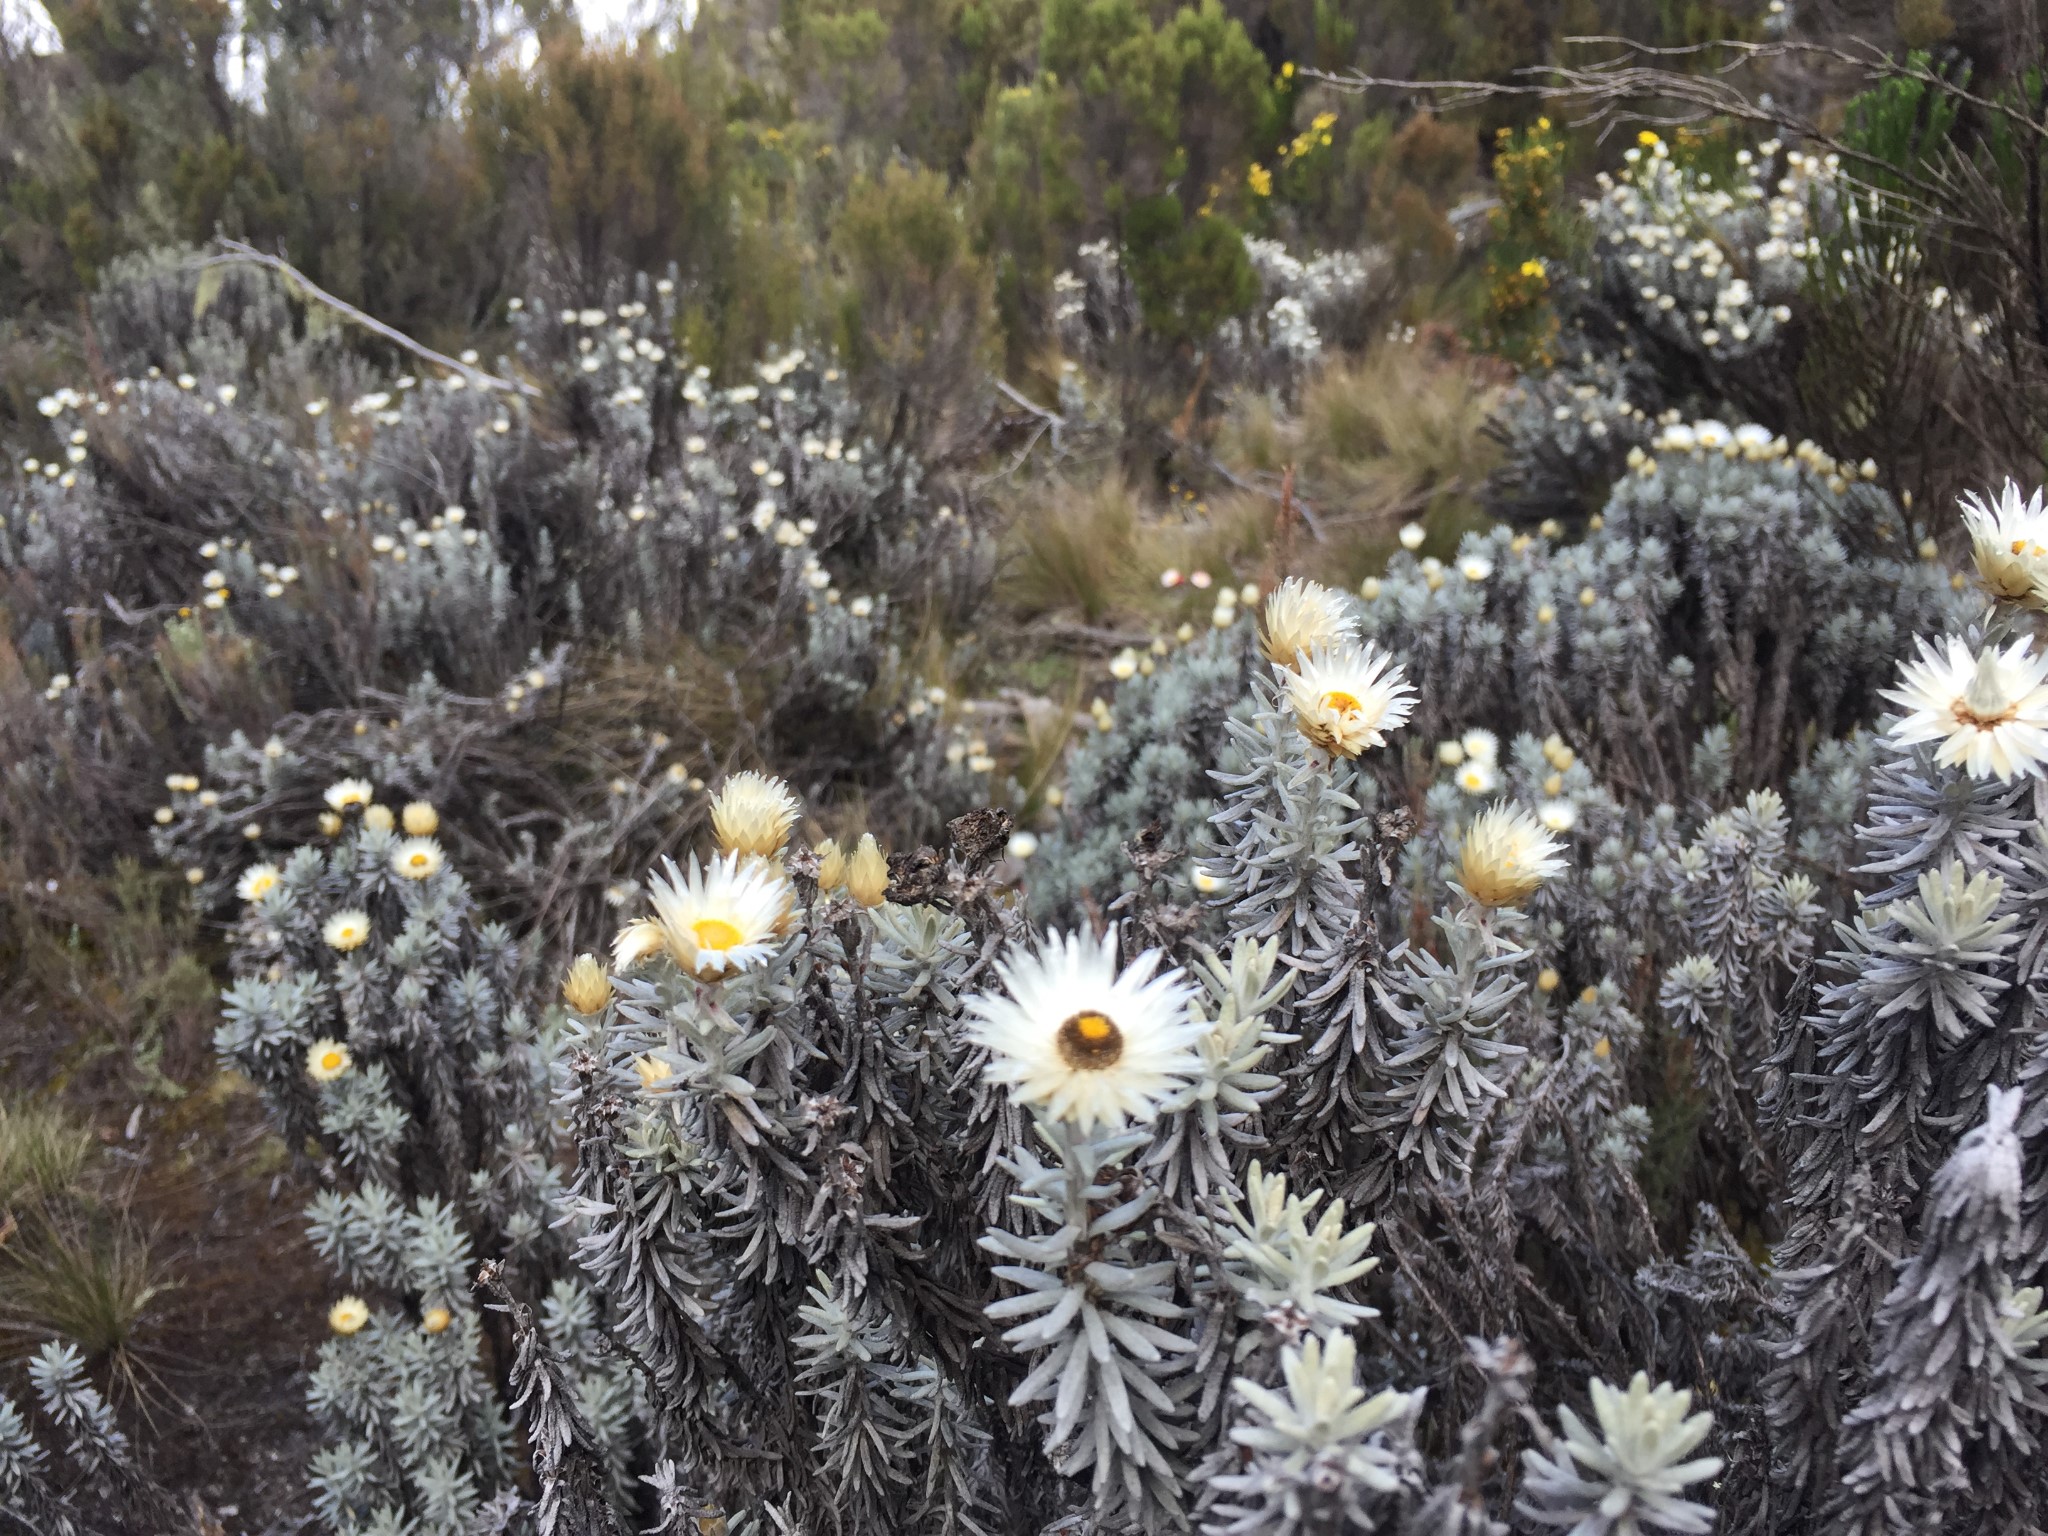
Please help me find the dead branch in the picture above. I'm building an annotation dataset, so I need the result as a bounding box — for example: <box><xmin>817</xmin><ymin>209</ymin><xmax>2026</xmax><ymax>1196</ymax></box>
<box><xmin>197</xmin><ymin>237</ymin><xmax>542</xmax><ymax>398</ymax></box>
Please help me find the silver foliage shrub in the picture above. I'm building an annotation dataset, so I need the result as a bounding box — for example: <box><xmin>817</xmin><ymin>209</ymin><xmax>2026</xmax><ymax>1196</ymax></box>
<box><xmin>5</xmin><ymin>247</ymin><xmax>991</xmax><ymax>910</ymax></box>
<box><xmin>14</xmin><ymin>163</ymin><xmax>2048</xmax><ymax>1536</ymax></box>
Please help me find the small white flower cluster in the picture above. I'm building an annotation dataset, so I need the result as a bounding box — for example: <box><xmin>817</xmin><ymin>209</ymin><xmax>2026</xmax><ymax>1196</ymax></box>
<box><xmin>1635</xmin><ymin>413</ymin><xmax>1887</xmax><ymax>501</ymax></box>
<box><xmin>1212</xmin><ymin>236</ymin><xmax>1385</xmax><ymax>387</ymax></box>
<box><xmin>1588</xmin><ymin>136</ymin><xmax>1831</xmax><ymax>361</ymax></box>
<box><xmin>1051</xmin><ymin>239</ymin><xmax>1121</xmax><ymax>331</ymax></box>
<box><xmin>506</xmin><ymin>292</ymin><xmax>955</xmax><ymax>644</ymax></box>
<box><xmin>189</xmin><ymin>534</ymin><xmax>305</xmax><ymax>610</ymax></box>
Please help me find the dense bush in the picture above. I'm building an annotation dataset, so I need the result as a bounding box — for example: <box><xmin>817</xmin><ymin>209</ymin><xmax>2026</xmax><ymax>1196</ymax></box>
<box><xmin>13</xmin><ymin>5</ymin><xmax>2048</xmax><ymax>1536</ymax></box>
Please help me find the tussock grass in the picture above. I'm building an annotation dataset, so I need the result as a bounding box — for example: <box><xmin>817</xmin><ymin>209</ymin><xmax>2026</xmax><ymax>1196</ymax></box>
<box><xmin>2</xmin><ymin>1213</ymin><xmax>174</xmax><ymax>1403</ymax></box>
<box><xmin>1216</xmin><ymin>343</ymin><xmax>1504</xmax><ymax>580</ymax></box>
<box><xmin>1000</xmin><ymin>475</ymin><xmax>1143</xmax><ymax>622</ymax></box>
<box><xmin>0</xmin><ymin>1097</ymin><xmax>174</xmax><ymax>1405</ymax></box>
<box><xmin>0</xmin><ymin>1099</ymin><xmax>94</xmax><ymax>1214</ymax></box>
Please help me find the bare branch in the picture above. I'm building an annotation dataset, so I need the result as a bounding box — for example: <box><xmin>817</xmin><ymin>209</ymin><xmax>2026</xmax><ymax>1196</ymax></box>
<box><xmin>197</xmin><ymin>237</ymin><xmax>542</xmax><ymax>397</ymax></box>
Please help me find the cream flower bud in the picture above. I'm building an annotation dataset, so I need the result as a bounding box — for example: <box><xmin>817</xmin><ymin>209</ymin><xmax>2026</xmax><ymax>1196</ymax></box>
<box><xmin>847</xmin><ymin>834</ymin><xmax>889</xmax><ymax>908</ymax></box>
<box><xmin>711</xmin><ymin>771</ymin><xmax>802</xmax><ymax>859</ymax></box>
<box><xmin>1458</xmin><ymin>803</ymin><xmax>1568</xmax><ymax>907</ymax></box>
<box><xmin>401</xmin><ymin>801</ymin><xmax>439</xmax><ymax>836</ymax></box>
<box><xmin>561</xmin><ymin>953</ymin><xmax>613</xmax><ymax>1015</ymax></box>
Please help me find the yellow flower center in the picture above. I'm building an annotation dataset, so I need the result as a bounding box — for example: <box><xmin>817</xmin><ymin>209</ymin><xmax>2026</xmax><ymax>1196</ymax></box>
<box><xmin>1056</xmin><ymin>1010</ymin><xmax>1124</xmax><ymax>1071</ymax></box>
<box><xmin>321</xmin><ymin>1050</ymin><xmax>345</xmax><ymax>1073</ymax></box>
<box><xmin>1320</xmin><ymin>689</ymin><xmax>1361</xmax><ymax>715</ymax></box>
<box><xmin>692</xmin><ymin>917</ymin><xmax>745</xmax><ymax>952</ymax></box>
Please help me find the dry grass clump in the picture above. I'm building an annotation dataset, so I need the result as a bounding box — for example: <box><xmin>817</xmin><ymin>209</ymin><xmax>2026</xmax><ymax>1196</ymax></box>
<box><xmin>1216</xmin><ymin>340</ymin><xmax>1504</xmax><ymax>573</ymax></box>
<box><xmin>999</xmin><ymin>474</ymin><xmax>1146</xmax><ymax>622</ymax></box>
<box><xmin>0</xmin><ymin>856</ymin><xmax>219</xmax><ymax>1095</ymax></box>
<box><xmin>0</xmin><ymin>1097</ymin><xmax>175</xmax><ymax>1405</ymax></box>
<box><xmin>0</xmin><ymin>1100</ymin><xmax>94</xmax><ymax>1213</ymax></box>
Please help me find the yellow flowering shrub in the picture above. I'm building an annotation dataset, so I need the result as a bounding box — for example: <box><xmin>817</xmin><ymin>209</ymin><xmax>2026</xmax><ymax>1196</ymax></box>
<box><xmin>1480</xmin><ymin>116</ymin><xmax>1570</xmax><ymax>368</ymax></box>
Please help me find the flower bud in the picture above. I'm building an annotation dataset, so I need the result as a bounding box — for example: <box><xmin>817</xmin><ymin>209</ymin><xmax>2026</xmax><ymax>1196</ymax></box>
<box><xmin>561</xmin><ymin>953</ymin><xmax>613</xmax><ymax>1015</ymax></box>
<box><xmin>401</xmin><ymin>800</ymin><xmax>439</xmax><ymax>836</ymax></box>
<box><xmin>635</xmin><ymin>1054</ymin><xmax>674</xmax><ymax>1091</ymax></box>
<box><xmin>847</xmin><ymin>834</ymin><xmax>888</xmax><ymax>908</ymax></box>
<box><xmin>816</xmin><ymin>838</ymin><xmax>846</xmax><ymax>891</ymax></box>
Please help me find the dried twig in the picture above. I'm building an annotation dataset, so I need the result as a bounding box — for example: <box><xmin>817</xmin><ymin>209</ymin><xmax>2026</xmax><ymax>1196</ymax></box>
<box><xmin>196</xmin><ymin>237</ymin><xmax>542</xmax><ymax>397</ymax></box>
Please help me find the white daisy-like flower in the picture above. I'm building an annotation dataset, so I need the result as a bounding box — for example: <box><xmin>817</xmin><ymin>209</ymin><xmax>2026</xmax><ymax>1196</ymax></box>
<box><xmin>1693</xmin><ymin>419</ymin><xmax>1731</xmax><ymax>452</ymax></box>
<box><xmin>328</xmin><ymin>1296</ymin><xmax>370</xmax><ymax>1335</ymax></box>
<box><xmin>324</xmin><ymin>777</ymin><xmax>374</xmax><ymax>812</ymax></box>
<box><xmin>1884</xmin><ymin>634</ymin><xmax>2048</xmax><ymax>782</ymax></box>
<box><xmin>323</xmin><ymin>909</ymin><xmax>372</xmax><ymax>952</ymax></box>
<box><xmin>964</xmin><ymin>928</ymin><xmax>1204</xmax><ymax>1132</ymax></box>
<box><xmin>1281</xmin><ymin>643</ymin><xmax>1416</xmax><ymax>758</ymax></box>
<box><xmin>1734</xmin><ymin>423</ymin><xmax>1775</xmax><ymax>459</ymax></box>
<box><xmin>710</xmin><ymin>771</ymin><xmax>803</xmax><ymax>859</ymax></box>
<box><xmin>1538</xmin><ymin>798</ymin><xmax>1579</xmax><ymax>833</ymax></box>
<box><xmin>613</xmin><ymin>853</ymin><xmax>793</xmax><ymax>980</ymax></box>
<box><xmin>390</xmin><ymin>837</ymin><xmax>445</xmax><ymax>880</ymax></box>
<box><xmin>1458</xmin><ymin>803</ymin><xmax>1568</xmax><ymax>907</ymax></box>
<box><xmin>1259</xmin><ymin>577</ymin><xmax>1358</xmax><ymax>666</ymax></box>
<box><xmin>1456</xmin><ymin>760</ymin><xmax>1498</xmax><ymax>796</ymax></box>
<box><xmin>306</xmin><ymin>1039</ymin><xmax>353</xmax><ymax>1082</ymax></box>
<box><xmin>237</xmin><ymin>863</ymin><xmax>281</xmax><ymax>903</ymax></box>
<box><xmin>1960</xmin><ymin>481</ymin><xmax>2048</xmax><ymax>609</ymax></box>
<box><xmin>1460</xmin><ymin>728</ymin><xmax>1499</xmax><ymax>764</ymax></box>
<box><xmin>1459</xmin><ymin>556</ymin><xmax>1494</xmax><ymax>582</ymax></box>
